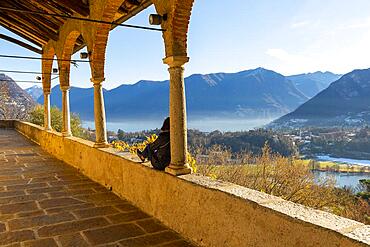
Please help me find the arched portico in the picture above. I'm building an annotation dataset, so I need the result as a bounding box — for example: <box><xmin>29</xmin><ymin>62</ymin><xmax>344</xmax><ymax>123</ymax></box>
<box><xmin>39</xmin><ymin>0</ymin><xmax>195</xmax><ymax>175</ymax></box>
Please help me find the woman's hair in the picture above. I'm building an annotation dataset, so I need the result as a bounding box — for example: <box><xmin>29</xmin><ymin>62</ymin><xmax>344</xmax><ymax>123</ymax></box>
<box><xmin>161</xmin><ymin>117</ymin><xmax>170</xmax><ymax>131</ymax></box>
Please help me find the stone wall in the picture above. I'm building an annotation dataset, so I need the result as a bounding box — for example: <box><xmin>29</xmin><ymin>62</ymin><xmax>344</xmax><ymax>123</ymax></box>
<box><xmin>7</xmin><ymin>121</ymin><xmax>369</xmax><ymax>247</ymax></box>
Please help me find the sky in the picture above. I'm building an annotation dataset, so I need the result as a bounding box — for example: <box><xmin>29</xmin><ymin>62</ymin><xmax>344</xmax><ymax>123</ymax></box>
<box><xmin>2</xmin><ymin>0</ymin><xmax>370</xmax><ymax>89</ymax></box>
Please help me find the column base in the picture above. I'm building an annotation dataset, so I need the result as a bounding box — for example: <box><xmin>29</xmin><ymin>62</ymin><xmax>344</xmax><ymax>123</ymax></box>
<box><xmin>93</xmin><ymin>142</ymin><xmax>110</xmax><ymax>148</ymax></box>
<box><xmin>165</xmin><ymin>164</ymin><xmax>192</xmax><ymax>176</ymax></box>
<box><xmin>44</xmin><ymin>127</ymin><xmax>52</xmax><ymax>131</ymax></box>
<box><xmin>62</xmin><ymin>131</ymin><xmax>72</xmax><ymax>137</ymax></box>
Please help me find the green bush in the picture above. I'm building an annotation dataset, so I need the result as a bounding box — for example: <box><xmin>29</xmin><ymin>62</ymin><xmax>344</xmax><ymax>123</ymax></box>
<box><xmin>28</xmin><ymin>105</ymin><xmax>85</xmax><ymax>138</ymax></box>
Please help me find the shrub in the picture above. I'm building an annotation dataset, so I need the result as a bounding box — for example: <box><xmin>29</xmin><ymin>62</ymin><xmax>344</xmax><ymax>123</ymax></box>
<box><xmin>193</xmin><ymin>143</ymin><xmax>370</xmax><ymax>224</ymax></box>
<box><xmin>28</xmin><ymin>105</ymin><xmax>88</xmax><ymax>139</ymax></box>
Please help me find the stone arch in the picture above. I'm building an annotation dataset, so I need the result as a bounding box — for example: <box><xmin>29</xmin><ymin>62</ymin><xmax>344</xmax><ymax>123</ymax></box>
<box><xmin>42</xmin><ymin>45</ymin><xmax>57</xmax><ymax>92</ymax></box>
<box><xmin>58</xmin><ymin>30</ymin><xmax>83</xmax><ymax>87</ymax></box>
<box><xmin>90</xmin><ymin>0</ymin><xmax>125</xmax><ymax>80</ymax></box>
<box><xmin>153</xmin><ymin>0</ymin><xmax>195</xmax><ymax>57</ymax></box>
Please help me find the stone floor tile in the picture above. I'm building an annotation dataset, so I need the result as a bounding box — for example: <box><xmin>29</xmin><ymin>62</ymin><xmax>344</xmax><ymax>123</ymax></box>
<box><xmin>114</xmin><ymin>203</ymin><xmax>138</xmax><ymax>212</ymax></box>
<box><xmin>0</xmin><ymin>201</ymin><xmax>38</xmax><ymax>214</ymax></box>
<box><xmin>0</xmin><ymin>223</ymin><xmax>6</xmax><ymax>232</ymax></box>
<box><xmin>107</xmin><ymin>211</ymin><xmax>151</xmax><ymax>224</ymax></box>
<box><xmin>38</xmin><ymin>197</ymin><xmax>84</xmax><ymax>209</ymax></box>
<box><xmin>16</xmin><ymin>210</ymin><xmax>45</xmax><ymax>218</ymax></box>
<box><xmin>5</xmin><ymin>182</ymin><xmax>48</xmax><ymax>191</ymax></box>
<box><xmin>0</xmin><ymin>194</ymin><xmax>48</xmax><ymax>205</ymax></box>
<box><xmin>160</xmin><ymin>240</ymin><xmax>196</xmax><ymax>247</ymax></box>
<box><xmin>83</xmin><ymin>223</ymin><xmax>145</xmax><ymax>245</ymax></box>
<box><xmin>48</xmin><ymin>189</ymin><xmax>95</xmax><ymax>198</ymax></box>
<box><xmin>135</xmin><ymin>218</ymin><xmax>168</xmax><ymax>233</ymax></box>
<box><xmin>38</xmin><ymin>217</ymin><xmax>110</xmax><ymax>237</ymax></box>
<box><xmin>8</xmin><ymin>212</ymin><xmax>75</xmax><ymax>230</ymax></box>
<box><xmin>0</xmin><ymin>230</ymin><xmax>35</xmax><ymax>245</ymax></box>
<box><xmin>119</xmin><ymin>231</ymin><xmax>181</xmax><ymax>247</ymax></box>
<box><xmin>58</xmin><ymin>233</ymin><xmax>90</xmax><ymax>247</ymax></box>
<box><xmin>22</xmin><ymin>238</ymin><xmax>58</xmax><ymax>247</ymax></box>
<box><xmin>45</xmin><ymin>203</ymin><xmax>96</xmax><ymax>214</ymax></box>
<box><xmin>73</xmin><ymin>205</ymin><xmax>119</xmax><ymax>219</ymax></box>
<box><xmin>0</xmin><ymin>190</ymin><xmax>25</xmax><ymax>198</ymax></box>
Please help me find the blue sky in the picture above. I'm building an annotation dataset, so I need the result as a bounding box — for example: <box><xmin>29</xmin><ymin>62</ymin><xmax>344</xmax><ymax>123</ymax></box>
<box><xmin>2</xmin><ymin>0</ymin><xmax>370</xmax><ymax>89</ymax></box>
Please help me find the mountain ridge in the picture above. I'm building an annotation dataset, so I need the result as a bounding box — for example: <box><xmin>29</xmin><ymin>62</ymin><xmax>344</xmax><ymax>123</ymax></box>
<box><xmin>0</xmin><ymin>74</ymin><xmax>35</xmax><ymax>119</ymax></box>
<box><xmin>270</xmin><ymin>68</ymin><xmax>370</xmax><ymax>128</ymax></box>
<box><xmin>37</xmin><ymin>68</ymin><xmax>314</xmax><ymax>121</ymax></box>
<box><xmin>25</xmin><ymin>85</ymin><xmax>43</xmax><ymax>101</ymax></box>
<box><xmin>287</xmin><ymin>71</ymin><xmax>341</xmax><ymax>98</ymax></box>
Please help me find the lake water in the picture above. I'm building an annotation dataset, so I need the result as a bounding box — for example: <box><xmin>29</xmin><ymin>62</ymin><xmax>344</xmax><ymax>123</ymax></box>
<box><xmin>316</xmin><ymin>155</ymin><xmax>370</xmax><ymax>167</ymax></box>
<box><xmin>313</xmin><ymin>171</ymin><xmax>369</xmax><ymax>189</ymax></box>
<box><xmin>314</xmin><ymin>155</ymin><xmax>370</xmax><ymax>189</ymax></box>
<box><xmin>82</xmin><ymin>118</ymin><xmax>274</xmax><ymax>132</ymax></box>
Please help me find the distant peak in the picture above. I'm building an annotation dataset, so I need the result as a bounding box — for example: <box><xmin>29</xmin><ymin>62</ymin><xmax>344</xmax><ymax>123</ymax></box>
<box><xmin>291</xmin><ymin>71</ymin><xmax>340</xmax><ymax>77</ymax></box>
<box><xmin>27</xmin><ymin>85</ymin><xmax>42</xmax><ymax>89</ymax></box>
<box><xmin>237</xmin><ymin>67</ymin><xmax>273</xmax><ymax>76</ymax></box>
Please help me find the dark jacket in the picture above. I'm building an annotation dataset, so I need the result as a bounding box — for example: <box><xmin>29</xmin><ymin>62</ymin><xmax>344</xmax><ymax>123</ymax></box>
<box><xmin>150</xmin><ymin>130</ymin><xmax>170</xmax><ymax>170</ymax></box>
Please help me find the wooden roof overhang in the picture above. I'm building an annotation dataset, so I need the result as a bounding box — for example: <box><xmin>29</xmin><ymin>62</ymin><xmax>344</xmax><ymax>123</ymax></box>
<box><xmin>0</xmin><ymin>0</ymin><xmax>152</xmax><ymax>54</ymax></box>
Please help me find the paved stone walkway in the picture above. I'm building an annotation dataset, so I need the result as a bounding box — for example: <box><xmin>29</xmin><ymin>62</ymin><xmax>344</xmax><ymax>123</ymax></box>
<box><xmin>0</xmin><ymin>129</ymin><xmax>197</xmax><ymax>247</ymax></box>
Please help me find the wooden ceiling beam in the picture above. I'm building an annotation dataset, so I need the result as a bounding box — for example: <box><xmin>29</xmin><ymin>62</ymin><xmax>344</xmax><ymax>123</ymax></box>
<box><xmin>2</xmin><ymin>0</ymin><xmax>60</xmax><ymax>39</ymax></box>
<box><xmin>46</xmin><ymin>0</ymin><xmax>77</xmax><ymax>15</ymax></box>
<box><xmin>1</xmin><ymin>0</ymin><xmax>65</xmax><ymax>35</ymax></box>
<box><xmin>127</xmin><ymin>0</ymin><xmax>142</xmax><ymax>6</ymax></box>
<box><xmin>50</xmin><ymin>0</ymin><xmax>89</xmax><ymax>17</ymax></box>
<box><xmin>113</xmin><ymin>0</ymin><xmax>152</xmax><ymax>30</ymax></box>
<box><xmin>2</xmin><ymin>12</ymin><xmax>59</xmax><ymax>41</ymax></box>
<box><xmin>0</xmin><ymin>21</ymin><xmax>43</xmax><ymax>47</ymax></box>
<box><xmin>121</xmin><ymin>0</ymin><xmax>142</xmax><ymax>10</ymax></box>
<box><xmin>13</xmin><ymin>4</ymin><xmax>61</xmax><ymax>31</ymax></box>
<box><xmin>0</xmin><ymin>33</ymin><xmax>42</xmax><ymax>54</ymax></box>
<box><xmin>0</xmin><ymin>15</ymin><xmax>49</xmax><ymax>45</ymax></box>
<box><xmin>29</xmin><ymin>0</ymin><xmax>69</xmax><ymax>23</ymax></box>
<box><xmin>0</xmin><ymin>16</ymin><xmax>47</xmax><ymax>45</ymax></box>
<box><xmin>73</xmin><ymin>35</ymin><xmax>87</xmax><ymax>54</ymax></box>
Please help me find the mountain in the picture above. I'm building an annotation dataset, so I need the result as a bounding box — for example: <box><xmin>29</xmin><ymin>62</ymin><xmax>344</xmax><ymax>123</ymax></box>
<box><xmin>38</xmin><ymin>86</ymin><xmax>97</xmax><ymax>119</ymax></box>
<box><xmin>25</xmin><ymin>85</ymin><xmax>43</xmax><ymax>101</ymax></box>
<box><xmin>0</xmin><ymin>74</ymin><xmax>36</xmax><ymax>119</ymax></box>
<box><xmin>287</xmin><ymin>71</ymin><xmax>341</xmax><ymax>98</ymax></box>
<box><xmin>270</xmin><ymin>68</ymin><xmax>370</xmax><ymax>129</ymax></box>
<box><xmin>38</xmin><ymin>68</ymin><xmax>308</xmax><ymax>121</ymax></box>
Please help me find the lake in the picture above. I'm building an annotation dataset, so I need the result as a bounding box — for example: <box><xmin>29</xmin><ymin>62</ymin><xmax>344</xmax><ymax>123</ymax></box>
<box><xmin>313</xmin><ymin>171</ymin><xmax>368</xmax><ymax>189</ymax></box>
<box><xmin>82</xmin><ymin>117</ymin><xmax>275</xmax><ymax>132</ymax></box>
<box><xmin>314</xmin><ymin>155</ymin><xmax>370</xmax><ymax>189</ymax></box>
<box><xmin>317</xmin><ymin>155</ymin><xmax>370</xmax><ymax>167</ymax></box>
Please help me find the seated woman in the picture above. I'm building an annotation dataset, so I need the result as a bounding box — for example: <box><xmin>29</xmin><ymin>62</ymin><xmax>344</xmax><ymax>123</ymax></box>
<box><xmin>137</xmin><ymin>117</ymin><xmax>171</xmax><ymax>170</ymax></box>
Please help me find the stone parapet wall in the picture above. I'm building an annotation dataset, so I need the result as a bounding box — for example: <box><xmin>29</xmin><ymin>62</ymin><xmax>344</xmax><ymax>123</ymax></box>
<box><xmin>5</xmin><ymin>120</ymin><xmax>369</xmax><ymax>247</ymax></box>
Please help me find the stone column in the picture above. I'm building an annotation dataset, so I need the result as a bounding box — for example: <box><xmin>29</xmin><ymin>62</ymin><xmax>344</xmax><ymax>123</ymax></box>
<box><xmin>43</xmin><ymin>90</ymin><xmax>51</xmax><ymax>130</ymax></box>
<box><xmin>91</xmin><ymin>78</ymin><xmax>108</xmax><ymax>148</ymax></box>
<box><xmin>163</xmin><ymin>56</ymin><xmax>192</xmax><ymax>175</ymax></box>
<box><xmin>60</xmin><ymin>86</ymin><xmax>72</xmax><ymax>137</ymax></box>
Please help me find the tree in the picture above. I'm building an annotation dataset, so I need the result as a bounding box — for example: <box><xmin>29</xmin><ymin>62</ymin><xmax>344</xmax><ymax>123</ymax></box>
<box><xmin>117</xmin><ymin>129</ymin><xmax>125</xmax><ymax>140</ymax></box>
<box><xmin>28</xmin><ymin>105</ymin><xmax>86</xmax><ymax>138</ymax></box>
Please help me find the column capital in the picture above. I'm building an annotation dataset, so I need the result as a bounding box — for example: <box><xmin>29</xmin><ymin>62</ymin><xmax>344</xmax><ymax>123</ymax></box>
<box><xmin>163</xmin><ymin>56</ymin><xmax>189</xmax><ymax>68</ymax></box>
<box><xmin>91</xmin><ymin>77</ymin><xmax>105</xmax><ymax>85</ymax></box>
